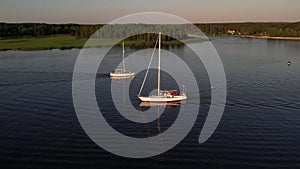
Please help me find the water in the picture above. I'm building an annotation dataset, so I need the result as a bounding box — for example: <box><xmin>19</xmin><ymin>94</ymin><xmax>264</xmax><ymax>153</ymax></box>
<box><xmin>1</xmin><ymin>37</ymin><xmax>300</xmax><ymax>168</ymax></box>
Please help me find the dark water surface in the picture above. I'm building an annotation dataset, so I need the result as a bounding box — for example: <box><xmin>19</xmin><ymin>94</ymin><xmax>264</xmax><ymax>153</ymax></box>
<box><xmin>1</xmin><ymin>37</ymin><xmax>300</xmax><ymax>169</ymax></box>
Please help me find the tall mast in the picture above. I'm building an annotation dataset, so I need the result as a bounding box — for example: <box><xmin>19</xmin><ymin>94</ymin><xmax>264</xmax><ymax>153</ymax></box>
<box><xmin>157</xmin><ymin>32</ymin><xmax>161</xmax><ymax>95</ymax></box>
<box><xmin>122</xmin><ymin>41</ymin><xmax>125</xmax><ymax>70</ymax></box>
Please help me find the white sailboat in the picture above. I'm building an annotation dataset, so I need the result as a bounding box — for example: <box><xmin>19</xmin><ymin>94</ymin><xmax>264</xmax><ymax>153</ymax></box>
<box><xmin>138</xmin><ymin>32</ymin><xmax>187</xmax><ymax>102</ymax></box>
<box><xmin>110</xmin><ymin>41</ymin><xmax>135</xmax><ymax>77</ymax></box>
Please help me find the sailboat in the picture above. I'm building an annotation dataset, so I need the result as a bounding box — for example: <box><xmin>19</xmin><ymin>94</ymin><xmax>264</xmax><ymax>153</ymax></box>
<box><xmin>110</xmin><ymin>41</ymin><xmax>135</xmax><ymax>77</ymax></box>
<box><xmin>138</xmin><ymin>32</ymin><xmax>187</xmax><ymax>102</ymax></box>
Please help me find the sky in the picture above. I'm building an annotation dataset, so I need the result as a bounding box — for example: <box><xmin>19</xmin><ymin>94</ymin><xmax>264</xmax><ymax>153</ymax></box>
<box><xmin>0</xmin><ymin>0</ymin><xmax>300</xmax><ymax>24</ymax></box>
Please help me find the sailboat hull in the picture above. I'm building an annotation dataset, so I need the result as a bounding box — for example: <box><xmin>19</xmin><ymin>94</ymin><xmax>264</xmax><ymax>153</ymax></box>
<box><xmin>110</xmin><ymin>72</ymin><xmax>135</xmax><ymax>77</ymax></box>
<box><xmin>138</xmin><ymin>95</ymin><xmax>187</xmax><ymax>102</ymax></box>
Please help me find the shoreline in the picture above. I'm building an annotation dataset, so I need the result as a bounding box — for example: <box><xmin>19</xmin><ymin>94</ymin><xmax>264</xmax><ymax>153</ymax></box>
<box><xmin>1</xmin><ymin>34</ymin><xmax>299</xmax><ymax>51</ymax></box>
<box><xmin>0</xmin><ymin>35</ymin><xmax>206</xmax><ymax>51</ymax></box>
<box><xmin>239</xmin><ymin>35</ymin><xmax>300</xmax><ymax>41</ymax></box>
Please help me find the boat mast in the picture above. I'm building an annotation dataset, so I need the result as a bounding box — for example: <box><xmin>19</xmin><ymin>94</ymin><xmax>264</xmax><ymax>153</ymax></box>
<box><xmin>157</xmin><ymin>32</ymin><xmax>161</xmax><ymax>95</ymax></box>
<box><xmin>122</xmin><ymin>41</ymin><xmax>125</xmax><ymax>71</ymax></box>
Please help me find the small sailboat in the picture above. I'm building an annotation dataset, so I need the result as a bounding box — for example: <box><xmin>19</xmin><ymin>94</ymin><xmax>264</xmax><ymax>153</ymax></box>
<box><xmin>138</xmin><ymin>32</ymin><xmax>187</xmax><ymax>102</ymax></box>
<box><xmin>110</xmin><ymin>42</ymin><xmax>135</xmax><ymax>77</ymax></box>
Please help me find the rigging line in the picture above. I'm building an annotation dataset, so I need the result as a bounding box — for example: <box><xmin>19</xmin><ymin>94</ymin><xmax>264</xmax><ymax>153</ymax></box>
<box><xmin>138</xmin><ymin>36</ymin><xmax>159</xmax><ymax>96</ymax></box>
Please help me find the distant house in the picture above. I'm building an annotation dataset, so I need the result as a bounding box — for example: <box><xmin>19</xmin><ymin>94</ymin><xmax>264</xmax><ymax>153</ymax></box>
<box><xmin>227</xmin><ymin>30</ymin><xmax>235</xmax><ymax>35</ymax></box>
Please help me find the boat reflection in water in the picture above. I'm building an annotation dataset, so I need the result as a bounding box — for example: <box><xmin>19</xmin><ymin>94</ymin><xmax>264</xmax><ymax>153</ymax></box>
<box><xmin>139</xmin><ymin>100</ymin><xmax>186</xmax><ymax>149</ymax></box>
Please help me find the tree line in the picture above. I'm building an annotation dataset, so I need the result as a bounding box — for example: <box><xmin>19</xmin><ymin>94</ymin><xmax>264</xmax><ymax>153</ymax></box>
<box><xmin>1</xmin><ymin>22</ymin><xmax>300</xmax><ymax>39</ymax></box>
<box><xmin>196</xmin><ymin>22</ymin><xmax>300</xmax><ymax>37</ymax></box>
<box><xmin>0</xmin><ymin>23</ymin><xmax>82</xmax><ymax>37</ymax></box>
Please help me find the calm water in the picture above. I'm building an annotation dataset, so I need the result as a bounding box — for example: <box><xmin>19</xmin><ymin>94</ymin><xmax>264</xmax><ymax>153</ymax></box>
<box><xmin>1</xmin><ymin>37</ymin><xmax>300</xmax><ymax>169</ymax></box>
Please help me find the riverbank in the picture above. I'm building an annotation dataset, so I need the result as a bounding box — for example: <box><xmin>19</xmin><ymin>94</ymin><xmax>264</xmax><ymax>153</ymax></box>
<box><xmin>3</xmin><ymin>34</ymin><xmax>299</xmax><ymax>52</ymax></box>
<box><xmin>0</xmin><ymin>35</ymin><xmax>206</xmax><ymax>51</ymax></box>
<box><xmin>240</xmin><ymin>35</ymin><xmax>300</xmax><ymax>41</ymax></box>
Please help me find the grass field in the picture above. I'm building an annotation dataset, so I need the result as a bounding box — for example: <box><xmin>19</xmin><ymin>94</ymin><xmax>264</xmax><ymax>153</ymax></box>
<box><xmin>0</xmin><ymin>35</ymin><xmax>206</xmax><ymax>51</ymax></box>
<box><xmin>0</xmin><ymin>35</ymin><xmax>91</xmax><ymax>51</ymax></box>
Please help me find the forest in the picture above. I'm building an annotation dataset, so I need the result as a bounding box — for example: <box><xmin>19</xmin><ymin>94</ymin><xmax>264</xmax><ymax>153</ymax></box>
<box><xmin>1</xmin><ymin>22</ymin><xmax>300</xmax><ymax>39</ymax></box>
<box><xmin>195</xmin><ymin>22</ymin><xmax>300</xmax><ymax>37</ymax></box>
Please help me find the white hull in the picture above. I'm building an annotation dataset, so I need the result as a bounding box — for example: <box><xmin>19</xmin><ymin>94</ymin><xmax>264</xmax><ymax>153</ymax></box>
<box><xmin>139</xmin><ymin>100</ymin><xmax>186</xmax><ymax>107</ymax></box>
<box><xmin>110</xmin><ymin>72</ymin><xmax>135</xmax><ymax>77</ymax></box>
<box><xmin>138</xmin><ymin>95</ymin><xmax>187</xmax><ymax>102</ymax></box>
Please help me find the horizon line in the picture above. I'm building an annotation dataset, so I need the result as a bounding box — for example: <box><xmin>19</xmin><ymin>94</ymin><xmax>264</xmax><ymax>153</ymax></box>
<box><xmin>1</xmin><ymin>21</ymin><xmax>300</xmax><ymax>25</ymax></box>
